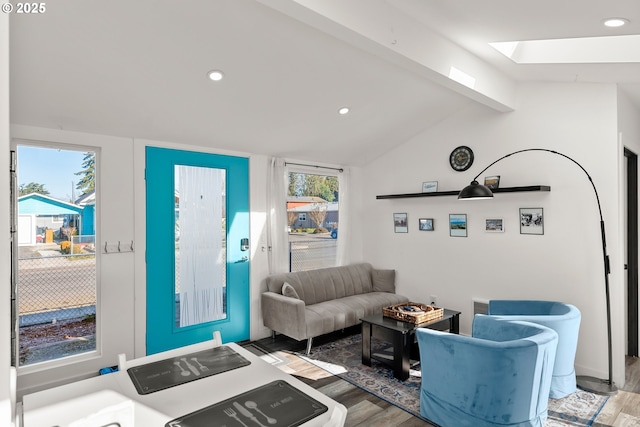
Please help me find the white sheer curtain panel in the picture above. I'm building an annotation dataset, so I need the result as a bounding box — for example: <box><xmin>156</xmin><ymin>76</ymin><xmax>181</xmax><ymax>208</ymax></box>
<box><xmin>336</xmin><ymin>167</ymin><xmax>351</xmax><ymax>266</ymax></box>
<box><xmin>267</xmin><ymin>157</ymin><xmax>289</xmax><ymax>274</ymax></box>
<box><xmin>177</xmin><ymin>165</ymin><xmax>225</xmax><ymax>327</ymax></box>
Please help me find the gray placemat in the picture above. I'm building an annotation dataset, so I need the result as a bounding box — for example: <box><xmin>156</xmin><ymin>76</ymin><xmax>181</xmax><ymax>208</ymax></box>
<box><xmin>166</xmin><ymin>380</ymin><xmax>328</xmax><ymax>427</ymax></box>
<box><xmin>127</xmin><ymin>345</ymin><xmax>251</xmax><ymax>395</ymax></box>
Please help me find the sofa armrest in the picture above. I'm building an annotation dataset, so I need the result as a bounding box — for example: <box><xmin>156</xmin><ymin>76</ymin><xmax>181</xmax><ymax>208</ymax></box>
<box><xmin>261</xmin><ymin>292</ymin><xmax>307</xmax><ymax>340</ymax></box>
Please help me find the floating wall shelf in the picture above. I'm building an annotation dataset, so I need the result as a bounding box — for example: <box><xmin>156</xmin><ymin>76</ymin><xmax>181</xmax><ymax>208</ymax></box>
<box><xmin>376</xmin><ymin>185</ymin><xmax>551</xmax><ymax>199</ymax></box>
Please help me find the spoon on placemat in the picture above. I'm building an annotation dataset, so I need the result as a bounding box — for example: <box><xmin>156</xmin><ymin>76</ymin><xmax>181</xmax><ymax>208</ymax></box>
<box><xmin>233</xmin><ymin>402</ymin><xmax>267</xmax><ymax>427</ymax></box>
<box><xmin>174</xmin><ymin>360</ymin><xmax>190</xmax><ymax>376</ymax></box>
<box><xmin>245</xmin><ymin>401</ymin><xmax>277</xmax><ymax>425</ymax></box>
<box><xmin>192</xmin><ymin>357</ymin><xmax>208</xmax><ymax>372</ymax></box>
<box><xmin>181</xmin><ymin>357</ymin><xmax>200</xmax><ymax>376</ymax></box>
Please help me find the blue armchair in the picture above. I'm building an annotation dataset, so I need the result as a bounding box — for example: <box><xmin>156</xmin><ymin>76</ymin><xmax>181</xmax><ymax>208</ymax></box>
<box><xmin>416</xmin><ymin>315</ymin><xmax>558</xmax><ymax>427</ymax></box>
<box><xmin>487</xmin><ymin>300</ymin><xmax>581</xmax><ymax>398</ymax></box>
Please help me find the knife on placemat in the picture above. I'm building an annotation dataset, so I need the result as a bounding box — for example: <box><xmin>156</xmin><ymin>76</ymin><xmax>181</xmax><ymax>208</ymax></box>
<box><xmin>233</xmin><ymin>401</ymin><xmax>266</xmax><ymax>427</ymax></box>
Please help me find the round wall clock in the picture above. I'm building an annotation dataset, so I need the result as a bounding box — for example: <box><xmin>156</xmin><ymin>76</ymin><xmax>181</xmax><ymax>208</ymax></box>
<box><xmin>449</xmin><ymin>146</ymin><xmax>474</xmax><ymax>172</ymax></box>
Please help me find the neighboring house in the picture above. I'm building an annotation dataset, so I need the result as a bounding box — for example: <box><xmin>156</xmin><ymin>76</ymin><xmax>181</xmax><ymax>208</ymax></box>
<box><xmin>288</xmin><ymin>202</ymin><xmax>338</xmax><ymax>229</ymax></box>
<box><xmin>75</xmin><ymin>190</ymin><xmax>96</xmax><ymax>237</ymax></box>
<box><xmin>286</xmin><ymin>196</ymin><xmax>327</xmax><ymax>211</ymax></box>
<box><xmin>17</xmin><ymin>193</ymin><xmax>85</xmax><ymax>245</ymax></box>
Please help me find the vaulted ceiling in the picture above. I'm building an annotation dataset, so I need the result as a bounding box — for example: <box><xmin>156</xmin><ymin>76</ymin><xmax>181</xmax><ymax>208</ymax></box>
<box><xmin>9</xmin><ymin>0</ymin><xmax>640</xmax><ymax>166</ymax></box>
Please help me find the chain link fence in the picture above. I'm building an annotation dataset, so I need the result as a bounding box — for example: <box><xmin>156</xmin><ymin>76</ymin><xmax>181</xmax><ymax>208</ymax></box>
<box><xmin>18</xmin><ymin>254</ymin><xmax>96</xmax><ymax>326</ymax></box>
<box><xmin>289</xmin><ymin>239</ymin><xmax>338</xmax><ymax>272</ymax></box>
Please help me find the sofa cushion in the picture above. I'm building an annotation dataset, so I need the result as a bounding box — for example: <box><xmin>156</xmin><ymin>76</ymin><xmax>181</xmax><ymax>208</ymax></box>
<box><xmin>282</xmin><ymin>282</ymin><xmax>300</xmax><ymax>299</ymax></box>
<box><xmin>305</xmin><ymin>292</ymin><xmax>410</xmax><ymax>338</ymax></box>
<box><xmin>372</xmin><ymin>269</ymin><xmax>395</xmax><ymax>293</ymax></box>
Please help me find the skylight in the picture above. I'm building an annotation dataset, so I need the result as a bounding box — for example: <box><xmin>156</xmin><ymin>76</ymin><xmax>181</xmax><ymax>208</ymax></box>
<box><xmin>490</xmin><ymin>35</ymin><xmax>640</xmax><ymax>64</ymax></box>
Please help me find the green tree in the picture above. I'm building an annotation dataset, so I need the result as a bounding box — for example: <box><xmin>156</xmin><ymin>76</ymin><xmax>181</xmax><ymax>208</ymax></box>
<box><xmin>326</xmin><ymin>176</ymin><xmax>339</xmax><ymax>202</ymax></box>
<box><xmin>288</xmin><ymin>172</ymin><xmax>302</xmax><ymax>196</ymax></box>
<box><xmin>287</xmin><ymin>172</ymin><xmax>339</xmax><ymax>202</ymax></box>
<box><xmin>302</xmin><ymin>175</ymin><xmax>336</xmax><ymax>202</ymax></box>
<box><xmin>75</xmin><ymin>152</ymin><xmax>95</xmax><ymax>194</ymax></box>
<box><xmin>19</xmin><ymin>182</ymin><xmax>49</xmax><ymax>196</ymax></box>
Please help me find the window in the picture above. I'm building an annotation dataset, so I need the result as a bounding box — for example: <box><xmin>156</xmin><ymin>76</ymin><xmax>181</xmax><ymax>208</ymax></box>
<box><xmin>174</xmin><ymin>164</ymin><xmax>227</xmax><ymax>328</ymax></box>
<box><xmin>14</xmin><ymin>146</ymin><xmax>97</xmax><ymax>366</ymax></box>
<box><xmin>287</xmin><ymin>171</ymin><xmax>339</xmax><ymax>272</ymax></box>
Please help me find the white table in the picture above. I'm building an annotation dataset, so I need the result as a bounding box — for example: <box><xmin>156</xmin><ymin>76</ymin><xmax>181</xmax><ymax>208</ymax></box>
<box><xmin>22</xmin><ymin>340</ymin><xmax>347</xmax><ymax>427</ymax></box>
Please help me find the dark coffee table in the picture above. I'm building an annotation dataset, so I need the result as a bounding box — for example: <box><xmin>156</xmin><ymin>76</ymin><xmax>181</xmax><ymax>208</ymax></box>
<box><xmin>361</xmin><ymin>308</ymin><xmax>461</xmax><ymax>380</ymax></box>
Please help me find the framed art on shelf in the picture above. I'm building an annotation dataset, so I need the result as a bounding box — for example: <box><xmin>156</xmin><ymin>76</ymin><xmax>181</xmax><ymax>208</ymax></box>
<box><xmin>484</xmin><ymin>176</ymin><xmax>501</xmax><ymax>189</ymax></box>
<box><xmin>394</xmin><ymin>213</ymin><xmax>408</xmax><ymax>233</ymax></box>
<box><xmin>419</xmin><ymin>218</ymin><xmax>434</xmax><ymax>231</ymax></box>
<box><xmin>520</xmin><ymin>208</ymin><xmax>543</xmax><ymax>235</ymax></box>
<box><xmin>449</xmin><ymin>214</ymin><xmax>467</xmax><ymax>237</ymax></box>
<box><xmin>422</xmin><ymin>181</ymin><xmax>438</xmax><ymax>193</ymax></box>
<box><xmin>485</xmin><ymin>218</ymin><xmax>504</xmax><ymax>232</ymax></box>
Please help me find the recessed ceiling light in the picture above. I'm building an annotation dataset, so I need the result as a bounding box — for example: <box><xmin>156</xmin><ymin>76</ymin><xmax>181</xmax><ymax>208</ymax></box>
<box><xmin>603</xmin><ymin>18</ymin><xmax>629</xmax><ymax>28</ymax></box>
<box><xmin>338</xmin><ymin>107</ymin><xmax>350</xmax><ymax>115</ymax></box>
<box><xmin>207</xmin><ymin>70</ymin><xmax>225</xmax><ymax>81</ymax></box>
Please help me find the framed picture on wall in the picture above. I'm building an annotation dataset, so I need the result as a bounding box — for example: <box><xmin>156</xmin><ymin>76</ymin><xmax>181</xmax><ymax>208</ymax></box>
<box><xmin>422</xmin><ymin>181</ymin><xmax>438</xmax><ymax>193</ymax></box>
<box><xmin>449</xmin><ymin>214</ymin><xmax>467</xmax><ymax>237</ymax></box>
<box><xmin>485</xmin><ymin>218</ymin><xmax>504</xmax><ymax>232</ymax></box>
<box><xmin>394</xmin><ymin>213</ymin><xmax>408</xmax><ymax>233</ymax></box>
<box><xmin>419</xmin><ymin>218</ymin><xmax>434</xmax><ymax>231</ymax></box>
<box><xmin>520</xmin><ymin>208</ymin><xmax>544</xmax><ymax>235</ymax></box>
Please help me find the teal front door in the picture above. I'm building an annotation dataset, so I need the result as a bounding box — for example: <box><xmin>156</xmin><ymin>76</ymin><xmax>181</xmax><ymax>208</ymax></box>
<box><xmin>145</xmin><ymin>147</ymin><xmax>250</xmax><ymax>355</ymax></box>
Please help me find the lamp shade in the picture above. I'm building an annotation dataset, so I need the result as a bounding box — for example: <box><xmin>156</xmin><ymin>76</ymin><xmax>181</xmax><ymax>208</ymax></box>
<box><xmin>458</xmin><ymin>181</ymin><xmax>494</xmax><ymax>200</ymax></box>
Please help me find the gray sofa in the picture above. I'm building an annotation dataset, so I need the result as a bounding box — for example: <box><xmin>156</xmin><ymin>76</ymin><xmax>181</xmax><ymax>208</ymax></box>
<box><xmin>262</xmin><ymin>263</ymin><xmax>409</xmax><ymax>354</ymax></box>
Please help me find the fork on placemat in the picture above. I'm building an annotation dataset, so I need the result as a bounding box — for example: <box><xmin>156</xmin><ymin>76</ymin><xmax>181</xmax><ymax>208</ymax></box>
<box><xmin>224</xmin><ymin>407</ymin><xmax>249</xmax><ymax>427</ymax></box>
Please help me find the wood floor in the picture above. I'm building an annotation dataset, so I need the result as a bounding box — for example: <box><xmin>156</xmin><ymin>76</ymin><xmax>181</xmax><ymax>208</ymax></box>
<box><xmin>251</xmin><ymin>328</ymin><xmax>640</xmax><ymax>427</ymax></box>
<box><xmin>593</xmin><ymin>356</ymin><xmax>640</xmax><ymax>427</ymax></box>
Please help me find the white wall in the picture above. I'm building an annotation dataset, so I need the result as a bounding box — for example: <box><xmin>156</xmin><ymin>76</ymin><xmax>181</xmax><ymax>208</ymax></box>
<box><xmin>362</xmin><ymin>82</ymin><xmax>626</xmax><ymax>386</ymax></box>
<box><xmin>0</xmin><ymin>11</ymin><xmax>14</xmax><ymax>427</ymax></box>
<box><xmin>617</xmin><ymin>90</ymin><xmax>640</xmax><ymax>146</ymax></box>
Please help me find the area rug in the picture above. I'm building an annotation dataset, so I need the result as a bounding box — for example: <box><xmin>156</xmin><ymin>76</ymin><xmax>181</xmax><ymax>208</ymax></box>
<box><xmin>299</xmin><ymin>333</ymin><xmax>609</xmax><ymax>426</ymax></box>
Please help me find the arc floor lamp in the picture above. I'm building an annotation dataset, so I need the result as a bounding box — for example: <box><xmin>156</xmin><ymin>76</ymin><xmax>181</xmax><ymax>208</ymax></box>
<box><xmin>458</xmin><ymin>148</ymin><xmax>617</xmax><ymax>396</ymax></box>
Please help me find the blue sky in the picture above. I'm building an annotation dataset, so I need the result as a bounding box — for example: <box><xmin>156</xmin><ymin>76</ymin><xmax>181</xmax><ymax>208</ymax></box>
<box><xmin>17</xmin><ymin>146</ymin><xmax>89</xmax><ymax>202</ymax></box>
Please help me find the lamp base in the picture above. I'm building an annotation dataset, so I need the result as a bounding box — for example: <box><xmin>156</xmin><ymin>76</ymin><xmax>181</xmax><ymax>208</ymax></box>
<box><xmin>576</xmin><ymin>375</ymin><xmax>618</xmax><ymax>396</ymax></box>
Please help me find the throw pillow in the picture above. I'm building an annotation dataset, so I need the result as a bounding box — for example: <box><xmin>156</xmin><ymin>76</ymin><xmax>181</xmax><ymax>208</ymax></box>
<box><xmin>372</xmin><ymin>269</ymin><xmax>396</xmax><ymax>293</ymax></box>
<box><xmin>281</xmin><ymin>282</ymin><xmax>300</xmax><ymax>299</ymax></box>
